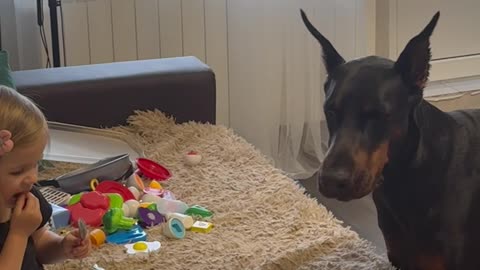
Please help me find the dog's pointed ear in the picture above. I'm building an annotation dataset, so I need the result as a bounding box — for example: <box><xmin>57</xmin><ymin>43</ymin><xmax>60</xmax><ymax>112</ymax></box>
<box><xmin>300</xmin><ymin>9</ymin><xmax>345</xmax><ymax>74</ymax></box>
<box><xmin>395</xmin><ymin>11</ymin><xmax>440</xmax><ymax>92</ymax></box>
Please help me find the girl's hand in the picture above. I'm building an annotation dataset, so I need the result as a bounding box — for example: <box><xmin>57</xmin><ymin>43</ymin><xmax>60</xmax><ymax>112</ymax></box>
<box><xmin>10</xmin><ymin>193</ymin><xmax>42</xmax><ymax>238</ymax></box>
<box><xmin>61</xmin><ymin>229</ymin><xmax>92</xmax><ymax>259</ymax></box>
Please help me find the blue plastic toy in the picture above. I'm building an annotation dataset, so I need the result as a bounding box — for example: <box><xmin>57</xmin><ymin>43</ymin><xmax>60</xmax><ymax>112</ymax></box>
<box><xmin>49</xmin><ymin>203</ymin><xmax>70</xmax><ymax>229</ymax></box>
<box><xmin>106</xmin><ymin>225</ymin><xmax>147</xmax><ymax>245</ymax></box>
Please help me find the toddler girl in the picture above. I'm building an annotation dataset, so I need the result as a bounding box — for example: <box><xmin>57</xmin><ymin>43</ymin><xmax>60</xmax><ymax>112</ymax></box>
<box><xmin>0</xmin><ymin>85</ymin><xmax>91</xmax><ymax>269</ymax></box>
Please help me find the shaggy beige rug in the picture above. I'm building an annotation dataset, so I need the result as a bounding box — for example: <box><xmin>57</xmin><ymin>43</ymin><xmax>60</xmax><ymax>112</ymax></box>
<box><xmin>42</xmin><ymin>110</ymin><xmax>393</xmax><ymax>270</ymax></box>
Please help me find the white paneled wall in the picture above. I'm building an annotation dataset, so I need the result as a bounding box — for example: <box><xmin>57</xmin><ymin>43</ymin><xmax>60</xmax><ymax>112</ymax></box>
<box><xmin>17</xmin><ymin>0</ymin><xmax>374</xmax><ymax>131</ymax></box>
<box><xmin>24</xmin><ymin>0</ymin><xmax>375</xmax><ymax>129</ymax></box>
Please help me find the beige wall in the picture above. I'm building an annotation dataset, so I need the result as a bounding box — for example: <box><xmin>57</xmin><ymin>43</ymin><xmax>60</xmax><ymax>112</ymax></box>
<box><xmin>429</xmin><ymin>94</ymin><xmax>480</xmax><ymax>112</ymax></box>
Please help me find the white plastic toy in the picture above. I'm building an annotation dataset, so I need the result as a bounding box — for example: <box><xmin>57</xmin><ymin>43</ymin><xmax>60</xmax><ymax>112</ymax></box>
<box><xmin>184</xmin><ymin>151</ymin><xmax>202</xmax><ymax>165</ymax></box>
<box><xmin>141</xmin><ymin>193</ymin><xmax>162</xmax><ymax>204</ymax></box>
<box><xmin>166</xmin><ymin>213</ymin><xmax>194</xmax><ymax>229</ymax></box>
<box><xmin>122</xmin><ymin>199</ymin><xmax>140</xmax><ymax>218</ymax></box>
<box><xmin>126</xmin><ymin>173</ymin><xmax>146</xmax><ymax>191</ymax></box>
<box><xmin>92</xmin><ymin>264</ymin><xmax>105</xmax><ymax>270</ymax></box>
<box><xmin>156</xmin><ymin>197</ymin><xmax>189</xmax><ymax>215</ymax></box>
<box><xmin>125</xmin><ymin>241</ymin><xmax>161</xmax><ymax>255</ymax></box>
<box><xmin>128</xmin><ymin>186</ymin><xmax>141</xmax><ymax>200</ymax></box>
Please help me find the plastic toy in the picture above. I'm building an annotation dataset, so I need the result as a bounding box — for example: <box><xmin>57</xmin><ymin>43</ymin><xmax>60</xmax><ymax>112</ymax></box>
<box><xmin>163</xmin><ymin>218</ymin><xmax>185</xmax><ymax>239</ymax></box>
<box><xmin>106</xmin><ymin>225</ymin><xmax>147</xmax><ymax>245</ymax></box>
<box><xmin>67</xmin><ymin>191</ymin><xmax>109</xmax><ymax>227</ymax></box>
<box><xmin>184</xmin><ymin>151</ymin><xmax>202</xmax><ymax>165</ymax></box>
<box><xmin>49</xmin><ymin>203</ymin><xmax>70</xmax><ymax>229</ymax></box>
<box><xmin>143</xmin><ymin>180</ymin><xmax>164</xmax><ymax>197</ymax></box>
<box><xmin>103</xmin><ymin>208</ymin><xmax>137</xmax><ymax>234</ymax></box>
<box><xmin>92</xmin><ymin>264</ymin><xmax>105</xmax><ymax>270</ymax></box>
<box><xmin>68</xmin><ymin>193</ymin><xmax>84</xmax><ymax>206</ymax></box>
<box><xmin>162</xmin><ymin>190</ymin><xmax>176</xmax><ymax>200</ymax></box>
<box><xmin>124</xmin><ymin>241</ymin><xmax>161</xmax><ymax>255</ymax></box>
<box><xmin>123</xmin><ymin>199</ymin><xmax>140</xmax><ymax>218</ymax></box>
<box><xmin>141</xmin><ymin>193</ymin><xmax>162</xmax><ymax>204</ymax></box>
<box><xmin>140</xmin><ymin>202</ymin><xmax>157</xmax><ymax>212</ymax></box>
<box><xmin>136</xmin><ymin>158</ymin><xmax>171</xmax><ymax>181</ymax></box>
<box><xmin>127</xmin><ymin>186</ymin><xmax>141</xmax><ymax>200</ymax></box>
<box><xmin>81</xmin><ymin>192</ymin><xmax>109</xmax><ymax>210</ymax></box>
<box><xmin>126</xmin><ymin>173</ymin><xmax>145</xmax><ymax>191</ymax></box>
<box><xmin>166</xmin><ymin>213</ymin><xmax>194</xmax><ymax>229</ymax></box>
<box><xmin>149</xmin><ymin>180</ymin><xmax>162</xmax><ymax>190</ymax></box>
<box><xmin>107</xmin><ymin>193</ymin><xmax>124</xmax><ymax>209</ymax></box>
<box><xmin>93</xmin><ymin>181</ymin><xmax>136</xmax><ymax>201</ymax></box>
<box><xmin>138</xmin><ymin>207</ymin><xmax>165</xmax><ymax>228</ymax></box>
<box><xmin>90</xmin><ymin>229</ymin><xmax>106</xmax><ymax>247</ymax></box>
<box><xmin>185</xmin><ymin>205</ymin><xmax>213</xmax><ymax>219</ymax></box>
<box><xmin>190</xmin><ymin>221</ymin><xmax>214</xmax><ymax>233</ymax></box>
<box><xmin>156</xmin><ymin>197</ymin><xmax>189</xmax><ymax>215</ymax></box>
<box><xmin>39</xmin><ymin>187</ymin><xmax>71</xmax><ymax>206</ymax></box>
<box><xmin>90</xmin><ymin>178</ymin><xmax>100</xmax><ymax>191</ymax></box>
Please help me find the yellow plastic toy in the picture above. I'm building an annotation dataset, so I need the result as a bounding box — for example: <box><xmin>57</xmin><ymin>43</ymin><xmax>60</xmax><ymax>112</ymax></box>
<box><xmin>190</xmin><ymin>221</ymin><xmax>214</xmax><ymax>233</ymax></box>
<box><xmin>149</xmin><ymin>180</ymin><xmax>162</xmax><ymax>190</ymax></box>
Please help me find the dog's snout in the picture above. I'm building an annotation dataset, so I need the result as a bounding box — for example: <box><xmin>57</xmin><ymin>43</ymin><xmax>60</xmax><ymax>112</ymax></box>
<box><xmin>322</xmin><ymin>170</ymin><xmax>350</xmax><ymax>185</ymax></box>
<box><xmin>319</xmin><ymin>169</ymin><xmax>352</xmax><ymax>193</ymax></box>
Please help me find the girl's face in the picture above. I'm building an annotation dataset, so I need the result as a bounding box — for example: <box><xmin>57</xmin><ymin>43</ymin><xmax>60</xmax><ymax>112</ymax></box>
<box><xmin>0</xmin><ymin>132</ymin><xmax>47</xmax><ymax>208</ymax></box>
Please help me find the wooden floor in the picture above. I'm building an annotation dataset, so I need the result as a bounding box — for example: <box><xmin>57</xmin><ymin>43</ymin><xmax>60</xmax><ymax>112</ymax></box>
<box><xmin>297</xmin><ymin>173</ymin><xmax>387</xmax><ymax>255</ymax></box>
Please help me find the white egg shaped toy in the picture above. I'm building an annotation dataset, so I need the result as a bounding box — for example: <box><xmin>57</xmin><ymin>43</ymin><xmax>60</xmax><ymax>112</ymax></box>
<box><xmin>125</xmin><ymin>241</ymin><xmax>161</xmax><ymax>255</ymax></box>
<box><xmin>128</xmin><ymin>186</ymin><xmax>141</xmax><ymax>200</ymax></box>
<box><xmin>122</xmin><ymin>203</ymin><xmax>130</xmax><ymax>217</ymax></box>
<box><xmin>123</xmin><ymin>200</ymin><xmax>140</xmax><ymax>218</ymax></box>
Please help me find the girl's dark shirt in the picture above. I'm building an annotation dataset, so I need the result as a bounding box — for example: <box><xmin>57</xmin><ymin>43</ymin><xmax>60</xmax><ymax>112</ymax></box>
<box><xmin>0</xmin><ymin>186</ymin><xmax>52</xmax><ymax>270</ymax></box>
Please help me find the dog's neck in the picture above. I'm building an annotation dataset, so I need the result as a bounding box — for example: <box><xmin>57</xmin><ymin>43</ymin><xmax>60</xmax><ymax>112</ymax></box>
<box><xmin>385</xmin><ymin>99</ymin><xmax>454</xmax><ymax>176</ymax></box>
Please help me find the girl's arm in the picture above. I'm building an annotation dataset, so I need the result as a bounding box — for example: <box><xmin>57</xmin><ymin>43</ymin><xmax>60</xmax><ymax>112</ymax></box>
<box><xmin>0</xmin><ymin>231</ymin><xmax>29</xmax><ymax>269</ymax></box>
<box><xmin>32</xmin><ymin>226</ymin><xmax>66</xmax><ymax>264</ymax></box>
<box><xmin>32</xmin><ymin>225</ymin><xmax>91</xmax><ymax>265</ymax></box>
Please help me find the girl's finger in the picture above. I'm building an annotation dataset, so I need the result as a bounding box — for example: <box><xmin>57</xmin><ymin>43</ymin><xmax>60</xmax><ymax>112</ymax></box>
<box><xmin>69</xmin><ymin>229</ymin><xmax>80</xmax><ymax>237</ymax></box>
<box><xmin>67</xmin><ymin>231</ymin><xmax>82</xmax><ymax>246</ymax></box>
<box><xmin>13</xmin><ymin>194</ymin><xmax>26</xmax><ymax>215</ymax></box>
<box><xmin>82</xmin><ymin>239</ymin><xmax>91</xmax><ymax>246</ymax></box>
<box><xmin>74</xmin><ymin>248</ymin><xmax>89</xmax><ymax>258</ymax></box>
<box><xmin>73</xmin><ymin>245</ymin><xmax>86</xmax><ymax>254</ymax></box>
<box><xmin>25</xmin><ymin>193</ymin><xmax>38</xmax><ymax>211</ymax></box>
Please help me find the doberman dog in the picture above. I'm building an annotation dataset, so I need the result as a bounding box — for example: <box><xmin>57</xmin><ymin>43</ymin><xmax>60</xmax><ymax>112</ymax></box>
<box><xmin>301</xmin><ymin>9</ymin><xmax>480</xmax><ymax>270</ymax></box>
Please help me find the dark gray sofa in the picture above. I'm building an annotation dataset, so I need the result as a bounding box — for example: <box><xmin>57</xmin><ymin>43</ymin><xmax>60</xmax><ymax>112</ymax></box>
<box><xmin>11</xmin><ymin>56</ymin><xmax>216</xmax><ymax>128</ymax></box>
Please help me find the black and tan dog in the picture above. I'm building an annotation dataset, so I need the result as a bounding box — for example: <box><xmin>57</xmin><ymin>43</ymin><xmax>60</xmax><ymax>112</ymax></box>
<box><xmin>301</xmin><ymin>9</ymin><xmax>480</xmax><ymax>270</ymax></box>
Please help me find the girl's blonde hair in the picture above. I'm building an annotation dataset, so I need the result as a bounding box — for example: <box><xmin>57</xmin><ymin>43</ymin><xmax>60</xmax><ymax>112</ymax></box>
<box><xmin>0</xmin><ymin>86</ymin><xmax>48</xmax><ymax>149</ymax></box>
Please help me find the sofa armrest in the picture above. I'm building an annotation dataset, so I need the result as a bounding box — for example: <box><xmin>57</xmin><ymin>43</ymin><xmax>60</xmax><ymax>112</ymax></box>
<box><xmin>12</xmin><ymin>56</ymin><xmax>216</xmax><ymax>128</ymax></box>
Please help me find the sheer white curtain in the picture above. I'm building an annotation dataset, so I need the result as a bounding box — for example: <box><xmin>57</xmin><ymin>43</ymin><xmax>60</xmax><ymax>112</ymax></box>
<box><xmin>228</xmin><ymin>0</ymin><xmax>349</xmax><ymax>180</ymax></box>
<box><xmin>271</xmin><ymin>2</ymin><xmax>328</xmax><ymax>180</ymax></box>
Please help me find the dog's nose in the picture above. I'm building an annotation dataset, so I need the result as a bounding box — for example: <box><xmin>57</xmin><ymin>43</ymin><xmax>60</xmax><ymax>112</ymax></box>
<box><xmin>319</xmin><ymin>169</ymin><xmax>352</xmax><ymax>195</ymax></box>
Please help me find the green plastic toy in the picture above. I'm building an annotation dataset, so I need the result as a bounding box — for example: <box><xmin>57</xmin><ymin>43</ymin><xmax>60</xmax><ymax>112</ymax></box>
<box><xmin>68</xmin><ymin>193</ymin><xmax>84</xmax><ymax>206</ymax></box>
<box><xmin>107</xmin><ymin>193</ymin><xmax>124</xmax><ymax>209</ymax></box>
<box><xmin>103</xmin><ymin>208</ymin><xmax>137</xmax><ymax>234</ymax></box>
<box><xmin>185</xmin><ymin>205</ymin><xmax>213</xmax><ymax>219</ymax></box>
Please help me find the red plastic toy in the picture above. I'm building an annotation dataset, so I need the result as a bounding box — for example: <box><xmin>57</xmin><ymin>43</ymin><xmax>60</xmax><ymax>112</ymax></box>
<box><xmin>67</xmin><ymin>191</ymin><xmax>109</xmax><ymax>227</ymax></box>
<box><xmin>136</xmin><ymin>158</ymin><xmax>171</xmax><ymax>181</ymax></box>
<box><xmin>94</xmin><ymin>180</ymin><xmax>136</xmax><ymax>201</ymax></box>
